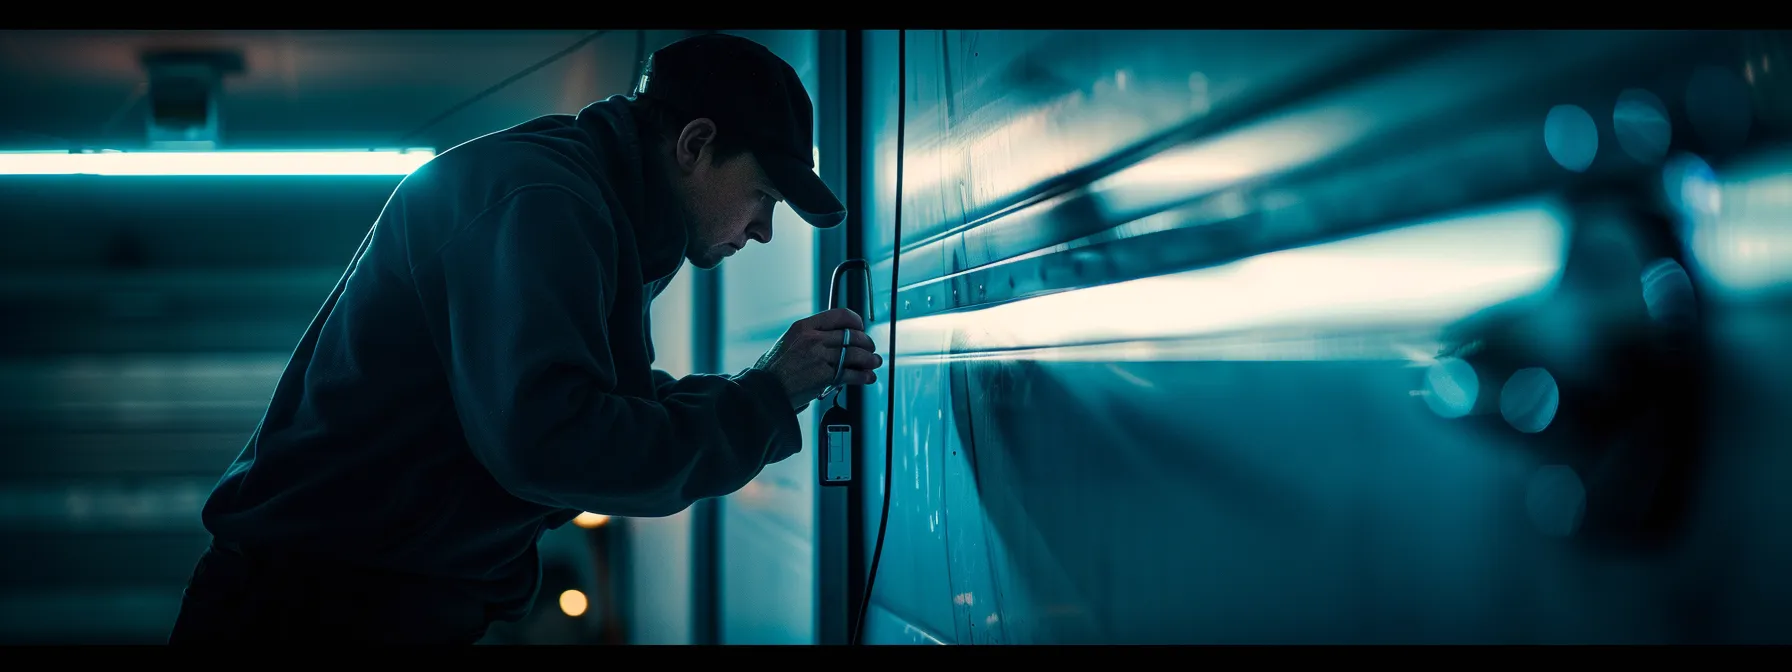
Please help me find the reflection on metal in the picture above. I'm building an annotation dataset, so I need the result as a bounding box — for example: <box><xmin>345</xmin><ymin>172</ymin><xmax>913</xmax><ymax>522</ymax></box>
<box><xmin>1682</xmin><ymin>146</ymin><xmax>1792</xmax><ymax>297</ymax></box>
<box><xmin>1424</xmin><ymin>357</ymin><xmax>1480</xmax><ymax>419</ymax></box>
<box><xmin>856</xmin><ymin>29</ymin><xmax>1792</xmax><ymax>644</ymax></box>
<box><xmin>899</xmin><ymin>328</ymin><xmax>1449</xmax><ymax>366</ymax></box>
<box><xmin>1641</xmin><ymin>258</ymin><xmax>1699</xmax><ymax>330</ymax></box>
<box><xmin>896</xmin><ymin>202</ymin><xmax>1568</xmax><ymax>358</ymax></box>
<box><xmin>1613</xmin><ymin>89</ymin><xmax>1672</xmax><ymax>165</ymax></box>
<box><xmin>1663</xmin><ymin>153</ymin><xmax>1722</xmax><ymax>222</ymax></box>
<box><xmin>1545</xmin><ymin>105</ymin><xmax>1599</xmax><ymax>173</ymax></box>
<box><xmin>862</xmin><ymin>604</ymin><xmax>949</xmax><ymax>645</ymax></box>
<box><xmin>871</xmin><ymin>30</ymin><xmax>1715</xmax><ymax>308</ymax></box>
<box><xmin>1498</xmin><ymin>367</ymin><xmax>1561</xmax><ymax>434</ymax></box>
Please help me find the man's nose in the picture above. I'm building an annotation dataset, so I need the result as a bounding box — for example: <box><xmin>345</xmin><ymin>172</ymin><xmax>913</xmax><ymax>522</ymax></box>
<box><xmin>747</xmin><ymin>220</ymin><xmax>772</xmax><ymax>245</ymax></box>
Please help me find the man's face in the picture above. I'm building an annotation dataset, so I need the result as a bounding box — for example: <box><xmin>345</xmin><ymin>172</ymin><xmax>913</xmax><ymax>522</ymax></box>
<box><xmin>668</xmin><ymin>118</ymin><xmax>781</xmax><ymax>269</ymax></box>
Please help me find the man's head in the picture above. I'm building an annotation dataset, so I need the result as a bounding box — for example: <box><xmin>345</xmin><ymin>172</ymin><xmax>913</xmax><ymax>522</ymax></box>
<box><xmin>628</xmin><ymin>34</ymin><xmax>846</xmax><ymax>270</ymax></box>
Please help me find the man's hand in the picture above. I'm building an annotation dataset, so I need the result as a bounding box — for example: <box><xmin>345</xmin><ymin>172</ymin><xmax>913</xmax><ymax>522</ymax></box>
<box><xmin>753</xmin><ymin>308</ymin><xmax>882</xmax><ymax>411</ymax></box>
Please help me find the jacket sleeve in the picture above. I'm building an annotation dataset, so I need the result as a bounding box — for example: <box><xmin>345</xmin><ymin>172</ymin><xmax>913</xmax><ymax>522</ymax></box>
<box><xmin>427</xmin><ymin>184</ymin><xmax>803</xmax><ymax>517</ymax></box>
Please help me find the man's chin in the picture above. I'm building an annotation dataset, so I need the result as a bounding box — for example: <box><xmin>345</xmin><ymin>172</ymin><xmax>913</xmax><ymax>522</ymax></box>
<box><xmin>687</xmin><ymin>252</ymin><xmax>723</xmax><ymax>270</ymax></box>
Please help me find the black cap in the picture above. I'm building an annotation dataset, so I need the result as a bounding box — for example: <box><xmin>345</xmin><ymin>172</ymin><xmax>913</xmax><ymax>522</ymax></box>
<box><xmin>635</xmin><ymin>34</ymin><xmax>846</xmax><ymax>229</ymax></box>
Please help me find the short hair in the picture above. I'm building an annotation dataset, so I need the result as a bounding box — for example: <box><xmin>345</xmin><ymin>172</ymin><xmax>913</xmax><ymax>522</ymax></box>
<box><xmin>627</xmin><ymin>94</ymin><xmax>751</xmax><ymax>165</ymax></box>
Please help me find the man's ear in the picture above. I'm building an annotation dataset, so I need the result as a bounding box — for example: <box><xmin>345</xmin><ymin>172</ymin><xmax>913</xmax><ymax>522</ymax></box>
<box><xmin>675</xmin><ymin>118</ymin><xmax>718</xmax><ymax>173</ymax></box>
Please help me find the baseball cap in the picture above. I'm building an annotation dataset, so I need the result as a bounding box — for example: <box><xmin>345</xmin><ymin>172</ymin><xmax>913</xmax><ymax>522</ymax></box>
<box><xmin>634</xmin><ymin>33</ymin><xmax>846</xmax><ymax>229</ymax></box>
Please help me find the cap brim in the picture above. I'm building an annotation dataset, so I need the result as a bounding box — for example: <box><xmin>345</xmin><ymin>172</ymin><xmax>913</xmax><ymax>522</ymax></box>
<box><xmin>758</xmin><ymin>151</ymin><xmax>846</xmax><ymax>228</ymax></box>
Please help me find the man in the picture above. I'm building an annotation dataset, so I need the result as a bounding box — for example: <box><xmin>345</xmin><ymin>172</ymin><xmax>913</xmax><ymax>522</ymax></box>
<box><xmin>167</xmin><ymin>33</ymin><xmax>881</xmax><ymax>644</ymax></box>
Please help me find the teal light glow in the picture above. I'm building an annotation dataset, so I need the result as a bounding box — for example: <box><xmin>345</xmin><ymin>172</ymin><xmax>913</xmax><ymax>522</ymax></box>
<box><xmin>0</xmin><ymin>149</ymin><xmax>437</xmax><ymax>176</ymax></box>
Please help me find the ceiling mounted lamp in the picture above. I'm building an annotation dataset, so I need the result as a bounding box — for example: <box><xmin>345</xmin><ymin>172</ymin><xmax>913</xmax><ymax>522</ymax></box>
<box><xmin>0</xmin><ymin>47</ymin><xmax>438</xmax><ymax>177</ymax></box>
<box><xmin>141</xmin><ymin>49</ymin><xmax>244</xmax><ymax>151</ymax></box>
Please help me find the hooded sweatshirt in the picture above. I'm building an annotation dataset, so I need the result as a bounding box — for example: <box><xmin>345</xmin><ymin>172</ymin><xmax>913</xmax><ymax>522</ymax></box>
<box><xmin>199</xmin><ymin>95</ymin><xmax>802</xmax><ymax>619</ymax></box>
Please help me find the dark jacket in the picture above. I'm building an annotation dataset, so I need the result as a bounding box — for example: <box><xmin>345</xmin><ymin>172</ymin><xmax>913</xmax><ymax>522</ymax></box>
<box><xmin>199</xmin><ymin>95</ymin><xmax>803</xmax><ymax>618</ymax></box>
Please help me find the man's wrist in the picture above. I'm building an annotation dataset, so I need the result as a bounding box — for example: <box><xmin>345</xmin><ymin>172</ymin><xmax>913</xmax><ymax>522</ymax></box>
<box><xmin>739</xmin><ymin>367</ymin><xmax>805</xmax><ymax>413</ymax></box>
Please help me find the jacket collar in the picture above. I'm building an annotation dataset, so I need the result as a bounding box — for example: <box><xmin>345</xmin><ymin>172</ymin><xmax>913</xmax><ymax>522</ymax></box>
<box><xmin>573</xmin><ymin>95</ymin><xmax>688</xmax><ymax>284</ymax></box>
